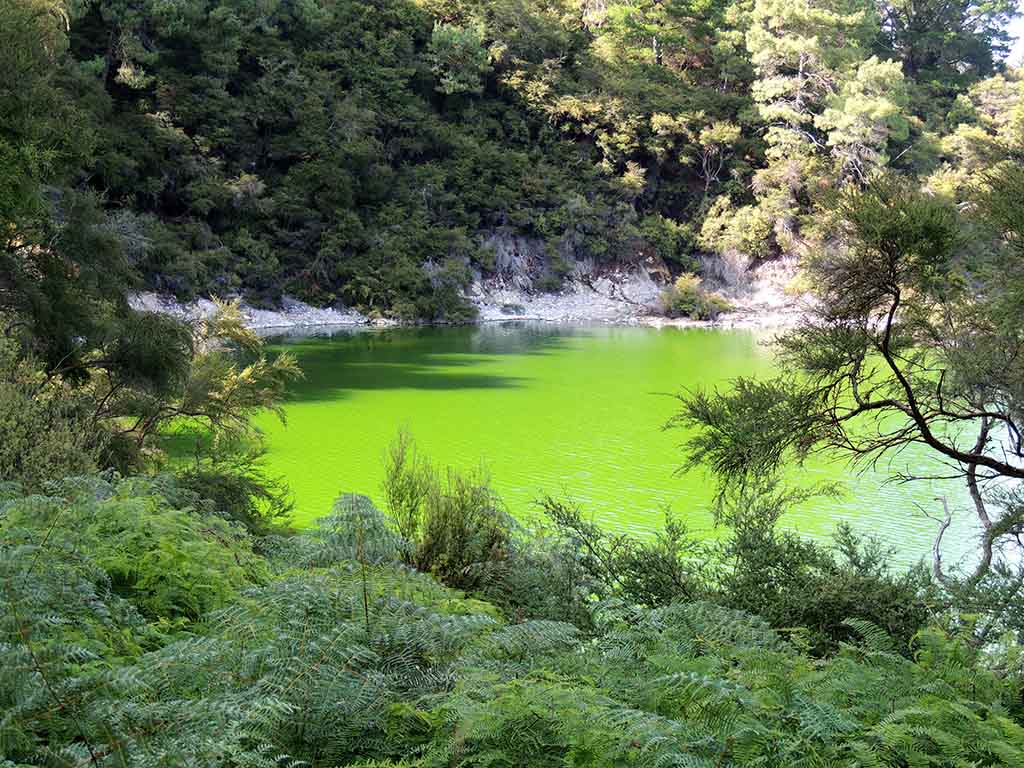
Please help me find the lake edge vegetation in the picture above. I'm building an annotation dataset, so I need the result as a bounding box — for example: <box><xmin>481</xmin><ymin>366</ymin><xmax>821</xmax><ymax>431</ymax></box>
<box><xmin>3</xmin><ymin>436</ymin><xmax>1024</xmax><ymax>765</ymax></box>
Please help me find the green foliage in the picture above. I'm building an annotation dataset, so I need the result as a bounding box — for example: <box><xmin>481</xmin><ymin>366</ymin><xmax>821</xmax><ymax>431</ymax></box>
<box><xmin>1</xmin><ymin>475</ymin><xmax>267</xmax><ymax>621</ymax></box>
<box><xmin>535</xmin><ymin>494</ymin><xmax>710</xmax><ymax>607</ymax></box>
<box><xmin>94</xmin><ymin>299</ymin><xmax>303</xmax><ymax>468</ymax></box>
<box><xmin>1</xmin><ymin>0</ymin><xmax>1015</xmax><ymax>318</ymax></box>
<box><xmin>674</xmin><ymin>176</ymin><xmax>1024</xmax><ymax>645</ymax></box>
<box><xmin>2</xmin><ymin>474</ymin><xmax>1021</xmax><ymax>767</ymax></box>
<box><xmin>0</xmin><ymin>337</ymin><xmax>99</xmax><ymax>490</ymax></box>
<box><xmin>638</xmin><ymin>214</ymin><xmax>697</xmax><ymax>268</ymax></box>
<box><xmin>661</xmin><ymin>273</ymin><xmax>734</xmax><ymax>320</ymax></box>
<box><xmin>2</xmin><ymin>189</ymin><xmax>140</xmax><ymax>382</ymax></box>
<box><xmin>513</xmin><ymin>480</ymin><xmax>935</xmax><ymax>655</ymax></box>
<box><xmin>173</xmin><ymin>449</ymin><xmax>295</xmax><ymax>535</ymax></box>
<box><xmin>878</xmin><ymin>0</ymin><xmax>1017</xmax><ymax>114</ymax></box>
<box><xmin>708</xmin><ymin>478</ymin><xmax>936</xmax><ymax>654</ymax></box>
<box><xmin>699</xmin><ymin>197</ymin><xmax>777</xmax><ymax>261</ymax></box>
<box><xmin>817</xmin><ymin>56</ymin><xmax>910</xmax><ymax>181</ymax></box>
<box><xmin>0</xmin><ymin>0</ymin><xmax>93</xmax><ymax>226</ymax></box>
<box><xmin>428</xmin><ymin>22</ymin><xmax>492</xmax><ymax>95</ymax></box>
<box><xmin>382</xmin><ymin>433</ymin><xmax>513</xmax><ymax>591</ymax></box>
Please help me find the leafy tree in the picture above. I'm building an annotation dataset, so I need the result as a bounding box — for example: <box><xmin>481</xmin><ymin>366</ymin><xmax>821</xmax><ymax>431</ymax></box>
<box><xmin>817</xmin><ymin>55</ymin><xmax>910</xmax><ymax>181</ymax></box>
<box><xmin>671</xmin><ymin>176</ymin><xmax>1024</xmax><ymax>644</ymax></box>
<box><xmin>720</xmin><ymin>0</ymin><xmax>921</xmax><ymax>267</ymax></box>
<box><xmin>0</xmin><ymin>336</ymin><xmax>99</xmax><ymax>490</ymax></box>
<box><xmin>427</xmin><ymin>22</ymin><xmax>492</xmax><ymax>95</ymax></box>
<box><xmin>876</xmin><ymin>0</ymin><xmax>1018</xmax><ymax>113</ymax></box>
<box><xmin>96</xmin><ymin>300</ymin><xmax>301</xmax><ymax>457</ymax></box>
<box><xmin>0</xmin><ymin>0</ymin><xmax>90</xmax><ymax>227</ymax></box>
<box><xmin>928</xmin><ymin>68</ymin><xmax>1023</xmax><ymax>200</ymax></box>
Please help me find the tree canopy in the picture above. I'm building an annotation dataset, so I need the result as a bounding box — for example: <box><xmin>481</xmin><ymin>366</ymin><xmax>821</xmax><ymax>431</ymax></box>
<box><xmin>0</xmin><ymin>0</ymin><xmax>1018</xmax><ymax>320</ymax></box>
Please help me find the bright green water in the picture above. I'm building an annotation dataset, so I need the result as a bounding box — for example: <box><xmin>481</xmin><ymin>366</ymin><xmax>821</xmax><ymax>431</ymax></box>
<box><xmin>254</xmin><ymin>323</ymin><xmax>975</xmax><ymax>564</ymax></box>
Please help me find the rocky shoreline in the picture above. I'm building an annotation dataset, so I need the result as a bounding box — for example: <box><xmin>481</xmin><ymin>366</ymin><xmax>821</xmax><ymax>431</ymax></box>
<box><xmin>129</xmin><ymin>261</ymin><xmax>803</xmax><ymax>333</ymax></box>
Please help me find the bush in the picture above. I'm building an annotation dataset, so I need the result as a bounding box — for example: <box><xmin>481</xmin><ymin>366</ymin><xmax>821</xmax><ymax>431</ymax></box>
<box><xmin>537</xmin><ymin>495</ymin><xmax>709</xmax><ymax>607</ymax></box>
<box><xmin>484</xmin><ymin>479</ymin><xmax>934</xmax><ymax>656</ymax></box>
<box><xmin>1</xmin><ymin>470</ymin><xmax>1021</xmax><ymax>766</ymax></box>
<box><xmin>707</xmin><ymin>478</ymin><xmax>937</xmax><ymax>654</ymax></box>
<box><xmin>660</xmin><ymin>273</ymin><xmax>734</xmax><ymax>320</ymax></box>
<box><xmin>637</xmin><ymin>214</ymin><xmax>698</xmax><ymax>268</ymax></box>
<box><xmin>382</xmin><ymin>433</ymin><xmax>513</xmax><ymax>591</ymax></box>
<box><xmin>472</xmin><ymin>531</ymin><xmax>603</xmax><ymax>627</ymax></box>
<box><xmin>427</xmin><ymin>22</ymin><xmax>492</xmax><ymax>96</ymax></box>
<box><xmin>173</xmin><ymin>450</ymin><xmax>294</xmax><ymax>535</ymax></box>
<box><xmin>0</xmin><ymin>338</ymin><xmax>99</xmax><ymax>491</ymax></box>
<box><xmin>698</xmin><ymin>197</ymin><xmax>777</xmax><ymax>260</ymax></box>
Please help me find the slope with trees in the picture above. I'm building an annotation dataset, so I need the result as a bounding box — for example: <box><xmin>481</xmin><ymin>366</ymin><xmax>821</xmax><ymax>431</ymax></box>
<box><xmin>3</xmin><ymin>0</ymin><xmax>1019</xmax><ymax>321</ymax></box>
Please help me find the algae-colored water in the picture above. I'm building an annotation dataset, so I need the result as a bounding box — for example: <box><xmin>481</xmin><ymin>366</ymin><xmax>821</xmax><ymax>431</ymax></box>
<box><xmin>254</xmin><ymin>323</ymin><xmax>975</xmax><ymax>564</ymax></box>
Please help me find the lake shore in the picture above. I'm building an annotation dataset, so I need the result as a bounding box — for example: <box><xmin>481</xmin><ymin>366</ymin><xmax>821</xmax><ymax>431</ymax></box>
<box><xmin>129</xmin><ymin>261</ymin><xmax>803</xmax><ymax>333</ymax></box>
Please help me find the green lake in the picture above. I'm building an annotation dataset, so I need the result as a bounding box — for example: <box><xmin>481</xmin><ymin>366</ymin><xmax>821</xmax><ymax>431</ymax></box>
<box><xmin>254</xmin><ymin>323</ymin><xmax>976</xmax><ymax>565</ymax></box>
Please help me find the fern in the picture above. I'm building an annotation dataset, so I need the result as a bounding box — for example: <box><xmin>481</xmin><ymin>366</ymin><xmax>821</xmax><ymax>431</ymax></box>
<box><xmin>842</xmin><ymin>618</ymin><xmax>899</xmax><ymax>654</ymax></box>
<box><xmin>3</xmin><ymin>478</ymin><xmax>1024</xmax><ymax>767</ymax></box>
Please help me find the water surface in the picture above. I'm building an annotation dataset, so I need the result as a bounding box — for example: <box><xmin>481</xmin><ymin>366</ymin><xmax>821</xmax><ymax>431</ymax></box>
<box><xmin>255</xmin><ymin>323</ymin><xmax>975</xmax><ymax>564</ymax></box>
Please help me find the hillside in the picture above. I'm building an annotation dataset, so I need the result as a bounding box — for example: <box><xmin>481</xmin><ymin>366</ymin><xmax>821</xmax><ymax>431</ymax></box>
<box><xmin>3</xmin><ymin>0</ymin><xmax>1020</xmax><ymax>322</ymax></box>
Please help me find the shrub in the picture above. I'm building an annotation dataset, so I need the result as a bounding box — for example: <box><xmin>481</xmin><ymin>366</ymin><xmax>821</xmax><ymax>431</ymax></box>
<box><xmin>698</xmin><ymin>196</ymin><xmax>777</xmax><ymax>260</ymax></box>
<box><xmin>510</xmin><ymin>480</ymin><xmax>935</xmax><ymax>655</ymax></box>
<box><xmin>173</xmin><ymin>449</ymin><xmax>294</xmax><ymax>535</ymax></box>
<box><xmin>637</xmin><ymin>214</ymin><xmax>697</xmax><ymax>268</ymax></box>
<box><xmin>472</xmin><ymin>531</ymin><xmax>603</xmax><ymax>627</ymax></box>
<box><xmin>382</xmin><ymin>430</ymin><xmax>434</xmax><ymax>544</ymax></box>
<box><xmin>0</xmin><ymin>475</ymin><xmax>267</xmax><ymax>621</ymax></box>
<box><xmin>537</xmin><ymin>495</ymin><xmax>710</xmax><ymax>608</ymax></box>
<box><xmin>660</xmin><ymin>273</ymin><xmax>734</xmax><ymax>320</ymax></box>
<box><xmin>0</xmin><ymin>338</ymin><xmax>99</xmax><ymax>490</ymax></box>
<box><xmin>382</xmin><ymin>433</ymin><xmax>513</xmax><ymax>591</ymax></box>
<box><xmin>1</xmin><ymin>471</ymin><xmax>1021</xmax><ymax>766</ymax></box>
<box><xmin>708</xmin><ymin>478</ymin><xmax>937</xmax><ymax>654</ymax></box>
<box><xmin>427</xmin><ymin>22</ymin><xmax>492</xmax><ymax>96</ymax></box>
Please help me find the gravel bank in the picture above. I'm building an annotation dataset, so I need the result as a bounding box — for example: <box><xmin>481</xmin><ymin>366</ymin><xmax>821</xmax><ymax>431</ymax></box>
<box><xmin>470</xmin><ymin>267</ymin><xmax>662</xmax><ymax>323</ymax></box>
<box><xmin>129</xmin><ymin>259</ymin><xmax>802</xmax><ymax>332</ymax></box>
<box><xmin>129</xmin><ymin>292</ymin><xmax>370</xmax><ymax>329</ymax></box>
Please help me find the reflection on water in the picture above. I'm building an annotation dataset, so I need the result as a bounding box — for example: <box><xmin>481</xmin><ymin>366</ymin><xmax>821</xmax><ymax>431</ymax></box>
<box><xmin>255</xmin><ymin>321</ymin><xmax>978</xmax><ymax>567</ymax></box>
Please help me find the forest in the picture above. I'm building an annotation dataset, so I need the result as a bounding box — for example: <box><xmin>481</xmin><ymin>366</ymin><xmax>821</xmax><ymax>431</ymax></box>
<box><xmin>3</xmin><ymin>0</ymin><xmax>1024</xmax><ymax>764</ymax></box>
<box><xmin>2</xmin><ymin>0</ymin><xmax>1021</xmax><ymax>319</ymax></box>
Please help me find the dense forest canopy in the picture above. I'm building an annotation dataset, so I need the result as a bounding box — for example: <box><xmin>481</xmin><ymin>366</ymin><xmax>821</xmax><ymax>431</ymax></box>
<box><xmin>1</xmin><ymin>0</ymin><xmax>1020</xmax><ymax>323</ymax></box>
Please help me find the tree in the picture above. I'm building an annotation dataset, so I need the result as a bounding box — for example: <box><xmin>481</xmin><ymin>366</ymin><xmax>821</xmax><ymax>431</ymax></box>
<box><xmin>0</xmin><ymin>0</ymin><xmax>88</xmax><ymax>228</ymax></box>
<box><xmin>928</xmin><ymin>69</ymin><xmax>1024</xmax><ymax>201</ymax></box>
<box><xmin>603</xmin><ymin>0</ymin><xmax>727</xmax><ymax>70</ymax></box>
<box><xmin>94</xmin><ymin>299</ymin><xmax>302</xmax><ymax>455</ymax></box>
<box><xmin>2</xmin><ymin>191</ymin><xmax>139</xmax><ymax>381</ymax></box>
<box><xmin>670</xmin><ymin>175</ymin><xmax>1024</xmax><ymax>641</ymax></box>
<box><xmin>744</xmin><ymin>0</ymin><xmax>879</xmax><ymax>250</ymax></box>
<box><xmin>427</xmin><ymin>22</ymin><xmax>492</xmax><ymax>95</ymax></box>
<box><xmin>816</xmin><ymin>55</ymin><xmax>910</xmax><ymax>181</ymax></box>
<box><xmin>876</xmin><ymin>0</ymin><xmax>1018</xmax><ymax>112</ymax></box>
